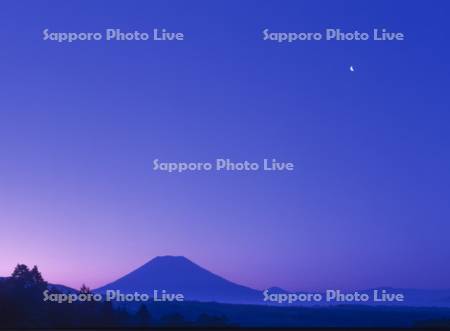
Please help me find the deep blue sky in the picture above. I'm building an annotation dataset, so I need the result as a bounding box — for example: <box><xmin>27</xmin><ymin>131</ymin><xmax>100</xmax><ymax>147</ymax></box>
<box><xmin>0</xmin><ymin>0</ymin><xmax>449</xmax><ymax>291</ymax></box>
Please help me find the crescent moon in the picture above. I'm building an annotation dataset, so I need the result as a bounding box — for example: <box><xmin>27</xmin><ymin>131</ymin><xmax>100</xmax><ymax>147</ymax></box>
<box><xmin>350</xmin><ymin>66</ymin><xmax>355</xmax><ymax>72</ymax></box>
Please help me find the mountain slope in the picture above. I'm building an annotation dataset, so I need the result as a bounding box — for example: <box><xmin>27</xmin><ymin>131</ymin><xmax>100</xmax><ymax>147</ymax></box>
<box><xmin>0</xmin><ymin>276</ymin><xmax>76</xmax><ymax>293</ymax></box>
<box><xmin>95</xmin><ymin>256</ymin><xmax>261</xmax><ymax>304</ymax></box>
<box><xmin>93</xmin><ymin>256</ymin><xmax>450</xmax><ymax>307</ymax></box>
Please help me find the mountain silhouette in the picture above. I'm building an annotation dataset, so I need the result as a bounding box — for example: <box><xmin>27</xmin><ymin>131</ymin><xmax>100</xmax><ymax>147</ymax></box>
<box><xmin>3</xmin><ymin>259</ymin><xmax>450</xmax><ymax>307</ymax></box>
<box><xmin>95</xmin><ymin>256</ymin><xmax>261</xmax><ymax>304</ymax></box>
<box><xmin>48</xmin><ymin>283</ymin><xmax>77</xmax><ymax>294</ymax></box>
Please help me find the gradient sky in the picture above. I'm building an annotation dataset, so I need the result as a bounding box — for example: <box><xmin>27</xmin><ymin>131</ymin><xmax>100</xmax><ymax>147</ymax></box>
<box><xmin>1</xmin><ymin>0</ymin><xmax>449</xmax><ymax>292</ymax></box>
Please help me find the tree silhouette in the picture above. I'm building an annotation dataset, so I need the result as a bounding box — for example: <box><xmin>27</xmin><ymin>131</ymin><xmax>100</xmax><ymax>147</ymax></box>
<box><xmin>11</xmin><ymin>264</ymin><xmax>47</xmax><ymax>289</ymax></box>
<box><xmin>11</xmin><ymin>264</ymin><xmax>31</xmax><ymax>287</ymax></box>
<box><xmin>80</xmin><ymin>284</ymin><xmax>91</xmax><ymax>294</ymax></box>
<box><xmin>197</xmin><ymin>313</ymin><xmax>229</xmax><ymax>326</ymax></box>
<box><xmin>136</xmin><ymin>303</ymin><xmax>151</xmax><ymax>326</ymax></box>
<box><xmin>161</xmin><ymin>312</ymin><xmax>185</xmax><ymax>327</ymax></box>
<box><xmin>30</xmin><ymin>266</ymin><xmax>46</xmax><ymax>286</ymax></box>
<box><xmin>0</xmin><ymin>264</ymin><xmax>133</xmax><ymax>328</ymax></box>
<box><xmin>11</xmin><ymin>264</ymin><xmax>30</xmax><ymax>279</ymax></box>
